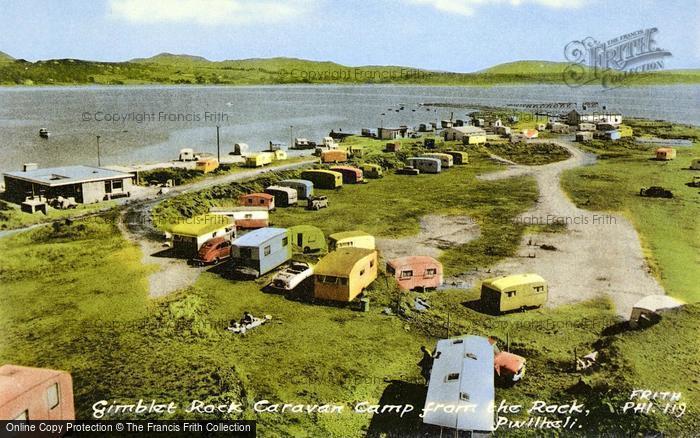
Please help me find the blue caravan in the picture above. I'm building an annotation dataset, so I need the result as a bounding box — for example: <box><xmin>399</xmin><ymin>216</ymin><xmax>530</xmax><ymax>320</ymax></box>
<box><xmin>278</xmin><ymin>179</ymin><xmax>314</xmax><ymax>200</ymax></box>
<box><xmin>231</xmin><ymin>228</ymin><xmax>291</xmax><ymax>278</ymax></box>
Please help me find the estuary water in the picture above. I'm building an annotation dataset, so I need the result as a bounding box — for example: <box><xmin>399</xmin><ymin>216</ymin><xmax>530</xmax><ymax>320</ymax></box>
<box><xmin>0</xmin><ymin>84</ymin><xmax>697</xmax><ymax>173</ymax></box>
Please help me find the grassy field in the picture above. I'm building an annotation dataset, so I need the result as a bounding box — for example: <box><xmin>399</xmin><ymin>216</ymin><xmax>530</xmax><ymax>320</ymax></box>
<box><xmin>0</xmin><ymin>198</ymin><xmax>117</xmax><ymax>231</ymax></box>
<box><xmin>482</xmin><ymin>141</ymin><xmax>571</xmax><ymax>165</ymax></box>
<box><xmin>1</xmin><ymin>213</ymin><xmax>697</xmax><ymax>436</ymax></box>
<box><xmin>561</xmin><ymin>135</ymin><xmax>700</xmax><ymax>302</ymax></box>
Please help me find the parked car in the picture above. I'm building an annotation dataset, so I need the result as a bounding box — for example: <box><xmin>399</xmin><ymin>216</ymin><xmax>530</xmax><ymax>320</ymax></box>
<box><xmin>307</xmin><ymin>195</ymin><xmax>329</xmax><ymax>210</ymax></box>
<box><xmin>396</xmin><ymin>166</ymin><xmax>420</xmax><ymax>175</ymax></box>
<box><xmin>640</xmin><ymin>186</ymin><xmax>673</xmax><ymax>198</ymax></box>
<box><xmin>271</xmin><ymin>262</ymin><xmax>314</xmax><ymax>291</ymax></box>
<box><xmin>688</xmin><ymin>176</ymin><xmax>700</xmax><ymax>188</ymax></box>
<box><xmin>193</xmin><ymin>236</ymin><xmax>233</xmax><ymax>265</ymax></box>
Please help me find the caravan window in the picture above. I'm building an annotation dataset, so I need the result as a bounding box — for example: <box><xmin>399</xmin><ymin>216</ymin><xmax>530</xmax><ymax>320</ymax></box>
<box><xmin>47</xmin><ymin>383</ymin><xmax>60</xmax><ymax>409</ymax></box>
<box><xmin>460</xmin><ymin>392</ymin><xmax>470</xmax><ymax>401</ymax></box>
<box><xmin>425</xmin><ymin>268</ymin><xmax>437</xmax><ymax>277</ymax></box>
<box><xmin>264</xmin><ymin>245</ymin><xmax>271</xmax><ymax>256</ymax></box>
<box><xmin>14</xmin><ymin>410</ymin><xmax>28</xmax><ymax>421</ymax></box>
<box><xmin>506</xmin><ymin>290</ymin><xmax>516</xmax><ymax>298</ymax></box>
<box><xmin>400</xmin><ymin>270</ymin><xmax>413</xmax><ymax>279</ymax></box>
<box><xmin>387</xmin><ymin>265</ymin><xmax>395</xmax><ymax>275</ymax></box>
<box><xmin>533</xmin><ymin>285</ymin><xmax>545</xmax><ymax>293</ymax></box>
<box><xmin>282</xmin><ymin>237</ymin><xmax>288</xmax><ymax>247</ymax></box>
<box><xmin>339</xmin><ymin>278</ymin><xmax>348</xmax><ymax>286</ymax></box>
<box><xmin>445</xmin><ymin>373</ymin><xmax>460</xmax><ymax>382</ymax></box>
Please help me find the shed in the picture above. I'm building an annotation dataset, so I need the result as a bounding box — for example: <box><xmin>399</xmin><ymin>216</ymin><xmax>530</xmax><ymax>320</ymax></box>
<box><xmin>239</xmin><ymin>193</ymin><xmax>275</xmax><ymax>210</ymax></box>
<box><xmin>630</xmin><ymin>295</ymin><xmax>684</xmax><ymax>328</ymax></box>
<box><xmin>604</xmin><ymin>130</ymin><xmax>621</xmax><ymax>141</ymax></box>
<box><xmin>313</xmin><ymin>248</ymin><xmax>378</xmax><ymax>302</ymax></box>
<box><xmin>422</xmin><ymin>336</ymin><xmax>494</xmax><ymax>432</ymax></box>
<box><xmin>360</xmin><ymin>164</ymin><xmax>383</xmax><ymax>178</ymax></box>
<box><xmin>385</xmin><ymin>142</ymin><xmax>401</xmax><ymax>152</ymax></box>
<box><xmin>231</xmin><ymin>227</ymin><xmax>291</xmax><ymax>277</ymax></box>
<box><xmin>210</xmin><ymin>206</ymin><xmax>269</xmax><ymax>229</ymax></box>
<box><xmin>329</xmin><ymin>230</ymin><xmax>376</xmax><ymax>251</ymax></box>
<box><xmin>655</xmin><ymin>147</ymin><xmax>677</xmax><ymax>161</ymax></box>
<box><xmin>445</xmin><ymin>150</ymin><xmax>469</xmax><ymax>165</ymax></box>
<box><xmin>265</xmin><ymin>185</ymin><xmax>298</xmax><ymax>207</ymax></box>
<box><xmin>387</xmin><ymin>256</ymin><xmax>443</xmax><ymax>291</ymax></box>
<box><xmin>278</xmin><ymin>179</ymin><xmax>314</xmax><ymax>199</ymax></box>
<box><xmin>407</xmin><ymin>157</ymin><xmax>441</xmax><ymax>174</ymax></box>
<box><xmin>378</xmin><ymin>127</ymin><xmax>403</xmax><ymax>140</ymax></box>
<box><xmin>575</xmin><ymin>131</ymin><xmax>593</xmax><ymax>142</ymax></box>
<box><xmin>0</xmin><ymin>365</ymin><xmax>75</xmax><ymax>421</ymax></box>
<box><xmin>321</xmin><ymin>150</ymin><xmax>349</xmax><ymax>163</ymax></box>
<box><xmin>169</xmin><ymin>214</ymin><xmax>235</xmax><ymax>258</ymax></box>
<box><xmin>300</xmin><ymin>170</ymin><xmax>343</xmax><ymax>189</ymax></box>
<box><xmin>3</xmin><ymin>165</ymin><xmax>134</xmax><ymax>204</ymax></box>
<box><xmin>289</xmin><ymin>225</ymin><xmax>327</xmax><ymax>253</ymax></box>
<box><xmin>330</xmin><ymin>166</ymin><xmax>364</xmax><ymax>184</ymax></box>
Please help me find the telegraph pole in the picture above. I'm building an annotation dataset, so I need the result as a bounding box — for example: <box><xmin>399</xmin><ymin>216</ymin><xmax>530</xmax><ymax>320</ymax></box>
<box><xmin>96</xmin><ymin>135</ymin><xmax>101</xmax><ymax>167</ymax></box>
<box><xmin>290</xmin><ymin>125</ymin><xmax>294</xmax><ymax>148</ymax></box>
<box><xmin>216</xmin><ymin>125</ymin><xmax>221</xmax><ymax>162</ymax></box>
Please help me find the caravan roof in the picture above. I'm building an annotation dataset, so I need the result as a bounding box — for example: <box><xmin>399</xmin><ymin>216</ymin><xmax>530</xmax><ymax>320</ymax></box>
<box><xmin>233</xmin><ymin>227</ymin><xmax>287</xmax><ymax>247</ymax></box>
<box><xmin>170</xmin><ymin>214</ymin><xmax>233</xmax><ymax>237</ymax></box>
<box><xmin>423</xmin><ymin>335</ymin><xmax>494</xmax><ymax>432</ymax></box>
<box><xmin>482</xmin><ymin>273</ymin><xmax>545</xmax><ymax>291</ymax></box>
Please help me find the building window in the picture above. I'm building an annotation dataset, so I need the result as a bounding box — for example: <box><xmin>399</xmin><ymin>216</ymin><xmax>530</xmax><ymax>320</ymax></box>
<box><xmin>445</xmin><ymin>373</ymin><xmax>460</xmax><ymax>382</ymax></box>
<box><xmin>264</xmin><ymin>245</ymin><xmax>271</xmax><ymax>256</ymax></box>
<box><xmin>47</xmin><ymin>383</ymin><xmax>60</xmax><ymax>409</ymax></box>
<box><xmin>113</xmin><ymin>179</ymin><xmax>123</xmax><ymax>190</ymax></box>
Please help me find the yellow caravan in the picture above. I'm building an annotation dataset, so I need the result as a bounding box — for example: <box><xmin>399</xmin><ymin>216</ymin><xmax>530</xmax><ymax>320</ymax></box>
<box><xmin>273</xmin><ymin>150</ymin><xmax>287</xmax><ymax>161</ymax></box>
<box><xmin>195</xmin><ymin>157</ymin><xmax>219</xmax><ymax>173</ymax></box>
<box><xmin>328</xmin><ymin>230</ymin><xmax>375</xmax><ymax>251</ymax></box>
<box><xmin>244</xmin><ymin>153</ymin><xmax>273</xmax><ymax>168</ymax></box>
<box><xmin>422</xmin><ymin>153</ymin><xmax>454</xmax><ymax>168</ymax></box>
<box><xmin>618</xmin><ymin>125</ymin><xmax>633</xmax><ymax>138</ymax></box>
<box><xmin>480</xmin><ymin>273</ymin><xmax>548</xmax><ymax>314</ymax></box>
<box><xmin>314</xmin><ymin>248</ymin><xmax>378</xmax><ymax>302</ymax></box>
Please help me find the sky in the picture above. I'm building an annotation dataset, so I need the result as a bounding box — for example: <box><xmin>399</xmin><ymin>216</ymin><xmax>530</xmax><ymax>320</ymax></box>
<box><xmin>0</xmin><ymin>0</ymin><xmax>698</xmax><ymax>72</ymax></box>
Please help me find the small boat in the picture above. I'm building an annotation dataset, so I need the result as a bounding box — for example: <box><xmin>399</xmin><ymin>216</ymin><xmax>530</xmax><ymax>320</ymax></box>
<box><xmin>39</xmin><ymin>128</ymin><xmax>50</xmax><ymax>138</ymax></box>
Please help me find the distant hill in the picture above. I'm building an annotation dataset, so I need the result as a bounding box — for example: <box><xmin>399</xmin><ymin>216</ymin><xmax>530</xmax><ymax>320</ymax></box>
<box><xmin>0</xmin><ymin>52</ymin><xmax>697</xmax><ymax>86</ymax></box>
<box><xmin>130</xmin><ymin>52</ymin><xmax>210</xmax><ymax>64</ymax></box>
<box><xmin>479</xmin><ymin>60</ymin><xmax>578</xmax><ymax>74</ymax></box>
<box><xmin>0</xmin><ymin>50</ymin><xmax>14</xmax><ymax>62</ymax></box>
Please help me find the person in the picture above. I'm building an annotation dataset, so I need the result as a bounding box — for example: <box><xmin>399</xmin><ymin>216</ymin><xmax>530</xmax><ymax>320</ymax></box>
<box><xmin>240</xmin><ymin>311</ymin><xmax>254</xmax><ymax>326</ymax></box>
<box><xmin>418</xmin><ymin>346</ymin><xmax>435</xmax><ymax>385</ymax></box>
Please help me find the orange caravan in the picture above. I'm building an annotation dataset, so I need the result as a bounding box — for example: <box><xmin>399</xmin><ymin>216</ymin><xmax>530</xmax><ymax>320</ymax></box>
<box><xmin>239</xmin><ymin>193</ymin><xmax>275</xmax><ymax>211</ymax></box>
<box><xmin>655</xmin><ymin>147</ymin><xmax>676</xmax><ymax>161</ymax></box>
<box><xmin>0</xmin><ymin>365</ymin><xmax>75</xmax><ymax>420</ymax></box>
<box><xmin>386</xmin><ymin>256</ymin><xmax>443</xmax><ymax>291</ymax></box>
<box><xmin>321</xmin><ymin>150</ymin><xmax>348</xmax><ymax>163</ymax></box>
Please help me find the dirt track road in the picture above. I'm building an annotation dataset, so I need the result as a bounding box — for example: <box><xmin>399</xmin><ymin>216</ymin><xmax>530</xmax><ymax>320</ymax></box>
<box><xmin>119</xmin><ymin>158</ymin><xmax>318</xmax><ymax>298</ymax></box>
<box><xmin>453</xmin><ymin>138</ymin><xmax>664</xmax><ymax>317</ymax></box>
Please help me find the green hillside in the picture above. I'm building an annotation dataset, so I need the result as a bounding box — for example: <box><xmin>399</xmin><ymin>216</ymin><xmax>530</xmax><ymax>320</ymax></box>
<box><xmin>0</xmin><ymin>53</ymin><xmax>698</xmax><ymax>86</ymax></box>
<box><xmin>0</xmin><ymin>50</ymin><xmax>14</xmax><ymax>62</ymax></box>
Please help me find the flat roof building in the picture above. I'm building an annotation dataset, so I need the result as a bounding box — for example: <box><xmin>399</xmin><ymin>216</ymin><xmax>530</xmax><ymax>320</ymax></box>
<box><xmin>3</xmin><ymin>165</ymin><xmax>134</xmax><ymax>204</ymax></box>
